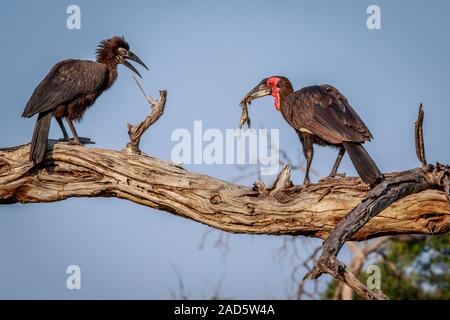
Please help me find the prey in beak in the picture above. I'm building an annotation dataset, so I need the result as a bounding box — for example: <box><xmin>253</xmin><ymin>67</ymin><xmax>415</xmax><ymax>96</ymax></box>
<box><xmin>240</xmin><ymin>81</ymin><xmax>272</xmax><ymax>106</ymax></box>
<box><xmin>239</xmin><ymin>80</ymin><xmax>271</xmax><ymax>130</ymax></box>
<box><xmin>122</xmin><ymin>51</ymin><xmax>149</xmax><ymax>79</ymax></box>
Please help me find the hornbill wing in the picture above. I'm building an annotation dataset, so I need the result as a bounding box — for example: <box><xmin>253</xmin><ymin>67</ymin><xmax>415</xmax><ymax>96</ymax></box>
<box><xmin>282</xmin><ymin>85</ymin><xmax>373</xmax><ymax>144</ymax></box>
<box><xmin>22</xmin><ymin>60</ymin><xmax>108</xmax><ymax>118</ymax></box>
<box><xmin>319</xmin><ymin>84</ymin><xmax>373</xmax><ymax>138</ymax></box>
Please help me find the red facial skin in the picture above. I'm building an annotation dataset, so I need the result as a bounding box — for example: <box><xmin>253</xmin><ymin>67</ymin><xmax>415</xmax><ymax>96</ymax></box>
<box><xmin>266</xmin><ymin>77</ymin><xmax>281</xmax><ymax>111</ymax></box>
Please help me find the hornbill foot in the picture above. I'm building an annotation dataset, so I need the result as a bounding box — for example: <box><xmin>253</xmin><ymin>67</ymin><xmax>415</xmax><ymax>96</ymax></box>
<box><xmin>293</xmin><ymin>184</ymin><xmax>307</xmax><ymax>192</ymax></box>
<box><xmin>302</xmin><ymin>178</ymin><xmax>311</xmax><ymax>187</ymax></box>
<box><xmin>327</xmin><ymin>172</ymin><xmax>346</xmax><ymax>178</ymax></box>
<box><xmin>68</xmin><ymin>137</ymin><xmax>95</xmax><ymax>145</ymax></box>
<box><xmin>319</xmin><ymin>172</ymin><xmax>346</xmax><ymax>183</ymax></box>
<box><xmin>68</xmin><ymin>138</ymin><xmax>81</xmax><ymax>146</ymax></box>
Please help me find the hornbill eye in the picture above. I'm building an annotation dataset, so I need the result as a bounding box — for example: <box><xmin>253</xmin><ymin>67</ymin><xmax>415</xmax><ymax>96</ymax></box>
<box><xmin>118</xmin><ymin>47</ymin><xmax>128</xmax><ymax>56</ymax></box>
<box><xmin>118</xmin><ymin>49</ymin><xmax>149</xmax><ymax>78</ymax></box>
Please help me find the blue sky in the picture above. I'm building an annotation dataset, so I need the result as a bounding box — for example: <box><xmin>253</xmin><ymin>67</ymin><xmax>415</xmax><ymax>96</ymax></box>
<box><xmin>0</xmin><ymin>0</ymin><xmax>449</xmax><ymax>299</ymax></box>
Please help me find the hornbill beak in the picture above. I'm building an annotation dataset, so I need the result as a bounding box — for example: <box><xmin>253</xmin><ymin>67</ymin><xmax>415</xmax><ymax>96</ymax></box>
<box><xmin>122</xmin><ymin>51</ymin><xmax>149</xmax><ymax>78</ymax></box>
<box><xmin>240</xmin><ymin>82</ymin><xmax>272</xmax><ymax>106</ymax></box>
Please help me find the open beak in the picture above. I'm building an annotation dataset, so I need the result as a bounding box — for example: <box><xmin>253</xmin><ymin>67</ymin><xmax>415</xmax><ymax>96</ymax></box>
<box><xmin>122</xmin><ymin>51</ymin><xmax>149</xmax><ymax>78</ymax></box>
<box><xmin>240</xmin><ymin>82</ymin><xmax>272</xmax><ymax>106</ymax></box>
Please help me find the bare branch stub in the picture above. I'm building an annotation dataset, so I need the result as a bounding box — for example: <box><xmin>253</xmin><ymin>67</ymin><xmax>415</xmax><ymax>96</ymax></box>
<box><xmin>124</xmin><ymin>77</ymin><xmax>167</xmax><ymax>154</ymax></box>
<box><xmin>415</xmin><ymin>103</ymin><xmax>427</xmax><ymax>166</ymax></box>
<box><xmin>269</xmin><ymin>165</ymin><xmax>294</xmax><ymax>198</ymax></box>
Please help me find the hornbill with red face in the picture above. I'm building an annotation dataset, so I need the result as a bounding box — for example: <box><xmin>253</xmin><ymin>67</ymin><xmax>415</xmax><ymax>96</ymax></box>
<box><xmin>242</xmin><ymin>76</ymin><xmax>383</xmax><ymax>187</ymax></box>
<box><xmin>22</xmin><ymin>36</ymin><xmax>148</xmax><ymax>164</ymax></box>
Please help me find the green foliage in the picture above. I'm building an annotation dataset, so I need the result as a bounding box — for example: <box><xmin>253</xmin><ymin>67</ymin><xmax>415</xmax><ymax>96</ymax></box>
<box><xmin>321</xmin><ymin>234</ymin><xmax>450</xmax><ymax>300</ymax></box>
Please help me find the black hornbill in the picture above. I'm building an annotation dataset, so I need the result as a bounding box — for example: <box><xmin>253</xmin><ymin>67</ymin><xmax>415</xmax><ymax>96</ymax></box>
<box><xmin>22</xmin><ymin>36</ymin><xmax>148</xmax><ymax>164</ymax></box>
<box><xmin>242</xmin><ymin>76</ymin><xmax>383</xmax><ymax>187</ymax></box>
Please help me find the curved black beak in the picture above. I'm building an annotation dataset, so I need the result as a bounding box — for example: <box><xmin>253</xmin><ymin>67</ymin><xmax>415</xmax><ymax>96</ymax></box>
<box><xmin>122</xmin><ymin>51</ymin><xmax>149</xmax><ymax>78</ymax></box>
<box><xmin>240</xmin><ymin>82</ymin><xmax>272</xmax><ymax>106</ymax></box>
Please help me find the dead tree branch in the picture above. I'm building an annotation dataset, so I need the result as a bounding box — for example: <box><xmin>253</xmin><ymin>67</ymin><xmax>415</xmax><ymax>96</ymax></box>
<box><xmin>124</xmin><ymin>77</ymin><xmax>167</xmax><ymax>154</ymax></box>
<box><xmin>1</xmin><ymin>142</ymin><xmax>448</xmax><ymax>240</ymax></box>
<box><xmin>304</xmin><ymin>105</ymin><xmax>450</xmax><ymax>300</ymax></box>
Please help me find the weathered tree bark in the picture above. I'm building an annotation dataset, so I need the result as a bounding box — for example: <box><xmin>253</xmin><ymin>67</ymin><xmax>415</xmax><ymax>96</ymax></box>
<box><xmin>0</xmin><ymin>142</ymin><xmax>449</xmax><ymax>241</ymax></box>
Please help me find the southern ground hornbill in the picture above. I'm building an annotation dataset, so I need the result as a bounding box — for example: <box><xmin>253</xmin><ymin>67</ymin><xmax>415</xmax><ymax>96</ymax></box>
<box><xmin>241</xmin><ymin>76</ymin><xmax>383</xmax><ymax>187</ymax></box>
<box><xmin>22</xmin><ymin>36</ymin><xmax>148</xmax><ymax>164</ymax></box>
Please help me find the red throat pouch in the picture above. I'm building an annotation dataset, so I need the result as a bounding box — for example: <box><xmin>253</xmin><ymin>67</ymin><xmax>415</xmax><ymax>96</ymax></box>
<box><xmin>272</xmin><ymin>87</ymin><xmax>280</xmax><ymax>111</ymax></box>
<box><xmin>266</xmin><ymin>77</ymin><xmax>281</xmax><ymax>111</ymax></box>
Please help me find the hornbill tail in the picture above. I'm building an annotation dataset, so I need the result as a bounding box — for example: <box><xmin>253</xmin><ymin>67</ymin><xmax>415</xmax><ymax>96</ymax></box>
<box><xmin>30</xmin><ymin>112</ymin><xmax>52</xmax><ymax>164</ymax></box>
<box><xmin>343</xmin><ymin>141</ymin><xmax>383</xmax><ymax>187</ymax></box>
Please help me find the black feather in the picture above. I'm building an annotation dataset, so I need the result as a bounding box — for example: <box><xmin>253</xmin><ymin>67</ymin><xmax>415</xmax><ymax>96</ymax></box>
<box><xmin>343</xmin><ymin>141</ymin><xmax>382</xmax><ymax>186</ymax></box>
<box><xmin>30</xmin><ymin>112</ymin><xmax>52</xmax><ymax>164</ymax></box>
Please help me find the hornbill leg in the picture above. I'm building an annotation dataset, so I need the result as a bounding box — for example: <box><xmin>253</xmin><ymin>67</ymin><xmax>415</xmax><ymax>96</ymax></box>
<box><xmin>329</xmin><ymin>146</ymin><xmax>345</xmax><ymax>177</ymax></box>
<box><xmin>302</xmin><ymin>134</ymin><xmax>314</xmax><ymax>186</ymax></box>
<box><xmin>55</xmin><ymin>117</ymin><xmax>70</xmax><ymax>141</ymax></box>
<box><xmin>66</xmin><ymin>118</ymin><xmax>81</xmax><ymax>145</ymax></box>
